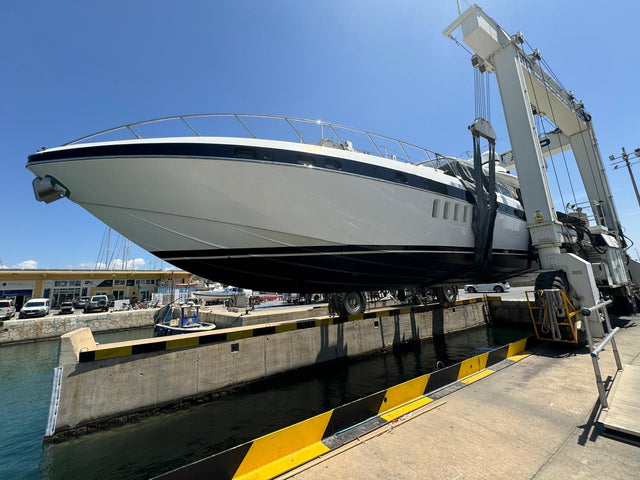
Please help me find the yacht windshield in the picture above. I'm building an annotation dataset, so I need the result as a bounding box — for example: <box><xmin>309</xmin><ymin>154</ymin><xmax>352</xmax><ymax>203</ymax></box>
<box><xmin>438</xmin><ymin>159</ymin><xmax>518</xmax><ymax>200</ymax></box>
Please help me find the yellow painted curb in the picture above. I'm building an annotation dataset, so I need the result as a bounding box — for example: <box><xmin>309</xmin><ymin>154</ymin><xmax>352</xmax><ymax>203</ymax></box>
<box><xmin>460</xmin><ymin>369</ymin><xmax>495</xmax><ymax>384</ymax></box>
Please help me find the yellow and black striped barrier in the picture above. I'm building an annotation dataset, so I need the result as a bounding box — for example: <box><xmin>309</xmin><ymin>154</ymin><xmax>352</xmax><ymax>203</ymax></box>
<box><xmin>152</xmin><ymin>335</ymin><xmax>537</xmax><ymax>480</ymax></box>
<box><xmin>79</xmin><ymin>298</ymin><xmax>486</xmax><ymax>363</ymax></box>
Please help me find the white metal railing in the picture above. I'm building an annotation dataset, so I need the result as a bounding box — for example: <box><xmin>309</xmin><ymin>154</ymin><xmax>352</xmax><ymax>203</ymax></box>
<box><xmin>580</xmin><ymin>300</ymin><xmax>623</xmax><ymax>409</ymax></box>
<box><xmin>63</xmin><ymin>113</ymin><xmax>456</xmax><ymax>170</ymax></box>
<box><xmin>45</xmin><ymin>366</ymin><xmax>63</xmax><ymax>437</ymax></box>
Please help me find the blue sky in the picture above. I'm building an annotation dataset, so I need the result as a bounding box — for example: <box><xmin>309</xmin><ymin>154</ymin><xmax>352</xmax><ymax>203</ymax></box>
<box><xmin>3</xmin><ymin>0</ymin><xmax>640</xmax><ymax>270</ymax></box>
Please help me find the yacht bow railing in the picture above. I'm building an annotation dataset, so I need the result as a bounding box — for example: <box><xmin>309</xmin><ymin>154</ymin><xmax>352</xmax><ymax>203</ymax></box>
<box><xmin>64</xmin><ymin>113</ymin><xmax>456</xmax><ymax>170</ymax></box>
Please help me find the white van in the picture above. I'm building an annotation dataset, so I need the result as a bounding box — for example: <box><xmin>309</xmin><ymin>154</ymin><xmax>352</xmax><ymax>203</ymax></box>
<box><xmin>19</xmin><ymin>298</ymin><xmax>51</xmax><ymax>319</ymax></box>
<box><xmin>0</xmin><ymin>299</ymin><xmax>16</xmax><ymax>319</ymax></box>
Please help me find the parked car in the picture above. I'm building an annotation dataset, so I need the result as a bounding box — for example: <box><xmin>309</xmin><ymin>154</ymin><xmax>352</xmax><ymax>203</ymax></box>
<box><xmin>464</xmin><ymin>281</ymin><xmax>511</xmax><ymax>293</ymax></box>
<box><xmin>19</xmin><ymin>298</ymin><xmax>51</xmax><ymax>318</ymax></box>
<box><xmin>59</xmin><ymin>301</ymin><xmax>75</xmax><ymax>315</ymax></box>
<box><xmin>0</xmin><ymin>299</ymin><xmax>16</xmax><ymax>320</ymax></box>
<box><xmin>84</xmin><ymin>295</ymin><xmax>110</xmax><ymax>313</ymax></box>
<box><xmin>73</xmin><ymin>296</ymin><xmax>90</xmax><ymax>309</ymax></box>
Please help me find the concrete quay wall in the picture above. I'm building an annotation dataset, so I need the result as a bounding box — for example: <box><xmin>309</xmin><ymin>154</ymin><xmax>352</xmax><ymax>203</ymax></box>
<box><xmin>0</xmin><ymin>310</ymin><xmax>156</xmax><ymax>345</ymax></box>
<box><xmin>487</xmin><ymin>298</ymin><xmax>531</xmax><ymax>326</ymax></box>
<box><xmin>49</xmin><ymin>300</ymin><xmax>490</xmax><ymax>439</ymax></box>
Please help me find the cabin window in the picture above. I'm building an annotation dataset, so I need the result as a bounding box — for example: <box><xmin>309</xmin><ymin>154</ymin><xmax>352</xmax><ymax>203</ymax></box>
<box><xmin>395</xmin><ymin>172</ymin><xmax>408</xmax><ymax>184</ymax></box>
<box><xmin>454</xmin><ymin>204</ymin><xmax>460</xmax><ymax>221</ymax></box>
<box><xmin>432</xmin><ymin>199</ymin><xmax>440</xmax><ymax>218</ymax></box>
<box><xmin>234</xmin><ymin>148</ymin><xmax>256</xmax><ymax>159</ymax></box>
<box><xmin>443</xmin><ymin>201</ymin><xmax>451</xmax><ymax>219</ymax></box>
<box><xmin>297</xmin><ymin>154</ymin><xmax>315</xmax><ymax>167</ymax></box>
<box><xmin>324</xmin><ymin>158</ymin><xmax>342</xmax><ymax>170</ymax></box>
<box><xmin>463</xmin><ymin>205</ymin><xmax>470</xmax><ymax>222</ymax></box>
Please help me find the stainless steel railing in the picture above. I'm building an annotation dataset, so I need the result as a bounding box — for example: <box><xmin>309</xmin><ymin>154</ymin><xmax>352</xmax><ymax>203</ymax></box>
<box><xmin>63</xmin><ymin>113</ymin><xmax>456</xmax><ymax>170</ymax></box>
<box><xmin>581</xmin><ymin>300</ymin><xmax>623</xmax><ymax>409</ymax></box>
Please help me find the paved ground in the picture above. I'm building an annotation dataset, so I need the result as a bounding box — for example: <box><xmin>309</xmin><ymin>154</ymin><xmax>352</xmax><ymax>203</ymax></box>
<box><xmin>285</xmin><ymin>313</ymin><xmax>640</xmax><ymax>480</ymax></box>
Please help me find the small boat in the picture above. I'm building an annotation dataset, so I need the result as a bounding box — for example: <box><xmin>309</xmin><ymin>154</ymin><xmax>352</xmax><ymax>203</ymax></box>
<box><xmin>153</xmin><ymin>302</ymin><xmax>216</xmax><ymax>336</ymax></box>
<box><xmin>192</xmin><ymin>285</ymin><xmax>252</xmax><ymax>303</ymax></box>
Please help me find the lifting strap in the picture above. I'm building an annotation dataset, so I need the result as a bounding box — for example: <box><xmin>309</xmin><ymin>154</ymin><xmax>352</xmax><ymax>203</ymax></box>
<box><xmin>468</xmin><ymin>118</ymin><xmax>498</xmax><ymax>266</ymax></box>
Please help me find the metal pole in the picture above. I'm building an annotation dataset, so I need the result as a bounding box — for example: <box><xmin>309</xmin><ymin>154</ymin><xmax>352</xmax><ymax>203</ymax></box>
<box><xmin>621</xmin><ymin>147</ymin><xmax>640</xmax><ymax>209</ymax></box>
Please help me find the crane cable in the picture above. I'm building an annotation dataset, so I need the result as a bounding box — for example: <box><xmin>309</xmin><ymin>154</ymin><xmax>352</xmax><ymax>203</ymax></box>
<box><xmin>474</xmin><ymin>69</ymin><xmax>491</xmax><ymax>122</ymax></box>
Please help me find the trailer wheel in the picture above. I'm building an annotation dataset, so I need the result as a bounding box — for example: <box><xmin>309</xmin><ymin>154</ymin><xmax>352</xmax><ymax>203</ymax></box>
<box><xmin>534</xmin><ymin>270</ymin><xmax>567</xmax><ymax>292</ymax></box>
<box><xmin>534</xmin><ymin>270</ymin><xmax>585</xmax><ymax>343</ymax></box>
<box><xmin>534</xmin><ymin>270</ymin><xmax>568</xmax><ymax>317</ymax></box>
<box><xmin>437</xmin><ymin>284</ymin><xmax>458</xmax><ymax>304</ymax></box>
<box><xmin>338</xmin><ymin>291</ymin><xmax>366</xmax><ymax>316</ymax></box>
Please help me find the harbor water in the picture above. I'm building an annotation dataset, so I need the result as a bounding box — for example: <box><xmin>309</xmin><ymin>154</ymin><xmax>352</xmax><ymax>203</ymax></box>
<box><xmin>1</xmin><ymin>324</ymin><xmax>531</xmax><ymax>479</ymax></box>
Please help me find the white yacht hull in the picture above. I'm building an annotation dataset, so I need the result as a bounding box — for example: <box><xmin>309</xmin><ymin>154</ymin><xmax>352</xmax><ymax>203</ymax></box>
<box><xmin>27</xmin><ymin>136</ymin><xmax>532</xmax><ymax>292</ymax></box>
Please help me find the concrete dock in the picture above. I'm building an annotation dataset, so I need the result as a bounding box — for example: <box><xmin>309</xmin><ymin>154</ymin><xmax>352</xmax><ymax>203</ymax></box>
<box><xmin>283</xmin><ymin>314</ymin><xmax>640</xmax><ymax>480</ymax></box>
<box><xmin>46</xmin><ymin>298</ymin><xmax>498</xmax><ymax>441</ymax></box>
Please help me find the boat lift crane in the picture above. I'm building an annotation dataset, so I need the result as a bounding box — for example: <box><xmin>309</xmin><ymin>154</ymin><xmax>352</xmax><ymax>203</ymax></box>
<box><xmin>444</xmin><ymin>4</ymin><xmax>639</xmax><ymax>340</ymax></box>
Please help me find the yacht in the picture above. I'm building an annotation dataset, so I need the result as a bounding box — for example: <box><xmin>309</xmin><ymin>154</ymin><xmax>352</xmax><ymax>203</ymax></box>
<box><xmin>27</xmin><ymin>114</ymin><xmax>532</xmax><ymax>295</ymax></box>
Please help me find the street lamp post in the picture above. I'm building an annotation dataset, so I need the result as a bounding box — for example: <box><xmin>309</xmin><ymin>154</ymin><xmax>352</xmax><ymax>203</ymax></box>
<box><xmin>609</xmin><ymin>147</ymin><xmax>640</xmax><ymax>209</ymax></box>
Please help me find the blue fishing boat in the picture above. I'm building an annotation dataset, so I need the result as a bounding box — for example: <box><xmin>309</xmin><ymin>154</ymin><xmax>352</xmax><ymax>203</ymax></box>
<box><xmin>153</xmin><ymin>302</ymin><xmax>216</xmax><ymax>336</ymax></box>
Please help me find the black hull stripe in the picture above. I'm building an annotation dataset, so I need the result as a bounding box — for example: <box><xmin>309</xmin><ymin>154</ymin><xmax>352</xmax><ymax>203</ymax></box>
<box><xmin>29</xmin><ymin>142</ymin><xmax>526</xmax><ymax>220</ymax></box>
<box><xmin>153</xmin><ymin>244</ymin><xmax>530</xmax><ymax>260</ymax></box>
<box><xmin>151</xmin><ymin>248</ymin><xmax>535</xmax><ymax>293</ymax></box>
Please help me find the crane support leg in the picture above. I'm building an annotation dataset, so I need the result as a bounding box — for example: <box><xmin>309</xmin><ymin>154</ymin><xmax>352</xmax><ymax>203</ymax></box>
<box><xmin>544</xmin><ymin>252</ymin><xmax>604</xmax><ymax>337</ymax></box>
<box><xmin>443</xmin><ymin>5</ymin><xmax>617</xmax><ymax>337</ymax></box>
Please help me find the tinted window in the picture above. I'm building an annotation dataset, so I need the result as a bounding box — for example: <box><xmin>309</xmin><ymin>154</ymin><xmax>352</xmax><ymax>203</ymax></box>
<box><xmin>260</xmin><ymin>150</ymin><xmax>273</xmax><ymax>160</ymax></box>
<box><xmin>395</xmin><ymin>172</ymin><xmax>408</xmax><ymax>184</ymax></box>
<box><xmin>234</xmin><ymin>148</ymin><xmax>256</xmax><ymax>159</ymax></box>
<box><xmin>297</xmin><ymin>154</ymin><xmax>315</xmax><ymax>166</ymax></box>
<box><xmin>323</xmin><ymin>158</ymin><xmax>342</xmax><ymax>170</ymax></box>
